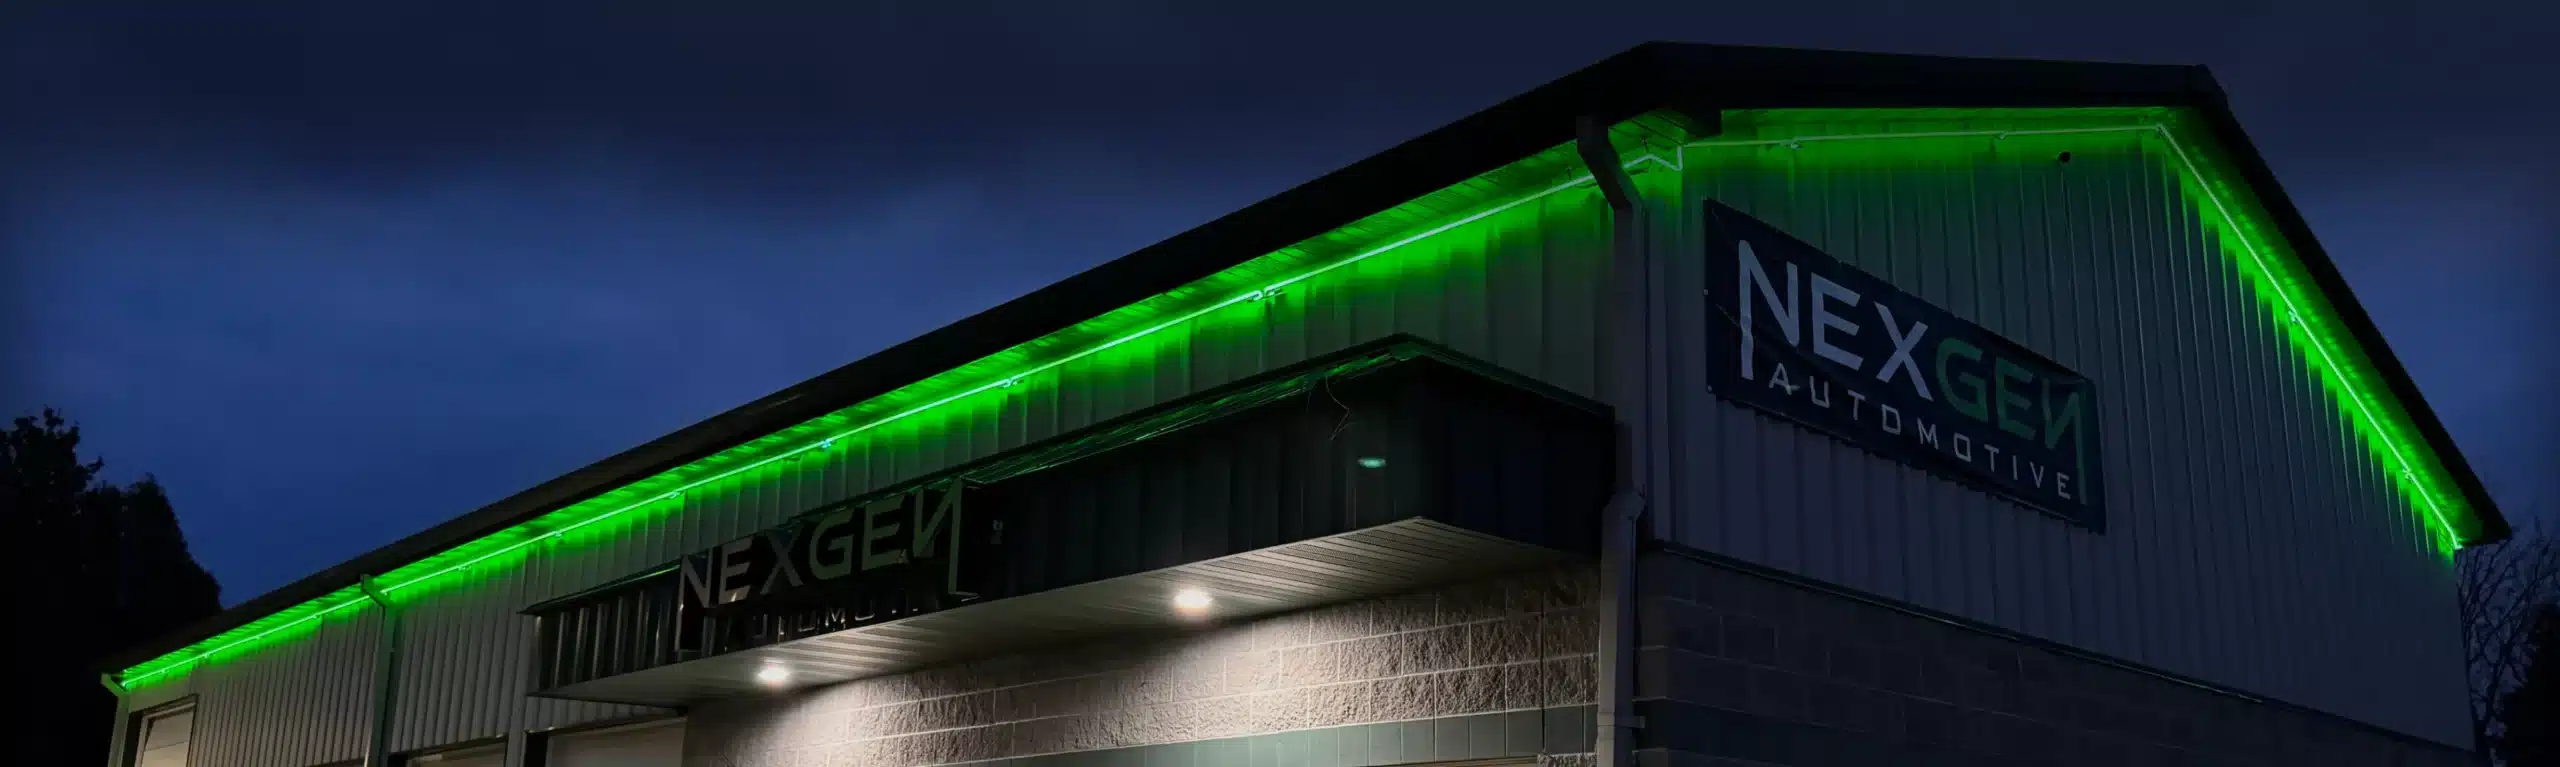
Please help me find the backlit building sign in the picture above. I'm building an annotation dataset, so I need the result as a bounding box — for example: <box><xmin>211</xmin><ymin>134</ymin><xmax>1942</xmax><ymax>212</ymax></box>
<box><xmin>1702</xmin><ymin>201</ymin><xmax>2105</xmax><ymax>529</ymax></box>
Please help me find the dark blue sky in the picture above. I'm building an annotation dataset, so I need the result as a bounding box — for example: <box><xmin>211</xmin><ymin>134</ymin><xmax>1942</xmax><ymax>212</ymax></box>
<box><xmin>6</xmin><ymin>1</ymin><xmax>2554</xmax><ymax>605</ymax></box>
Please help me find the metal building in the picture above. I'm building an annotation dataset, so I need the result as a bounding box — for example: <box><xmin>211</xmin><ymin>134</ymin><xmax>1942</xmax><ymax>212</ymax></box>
<box><xmin>102</xmin><ymin>43</ymin><xmax>2511</xmax><ymax>767</ymax></box>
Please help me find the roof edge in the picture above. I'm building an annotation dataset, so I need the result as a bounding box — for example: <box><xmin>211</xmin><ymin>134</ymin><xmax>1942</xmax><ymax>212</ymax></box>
<box><xmin>2171</xmin><ymin>85</ymin><xmax>2512</xmax><ymax>545</ymax></box>
<box><xmin>106</xmin><ymin>41</ymin><xmax>2510</xmax><ymax>675</ymax></box>
<box><xmin>100</xmin><ymin>44</ymin><xmax>1672</xmax><ymax>674</ymax></box>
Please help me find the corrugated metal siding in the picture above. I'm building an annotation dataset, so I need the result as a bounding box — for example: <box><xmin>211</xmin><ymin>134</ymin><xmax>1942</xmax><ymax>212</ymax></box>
<box><xmin>169</xmin><ymin>185</ymin><xmax>1616</xmax><ymax>758</ymax></box>
<box><xmin>164</xmin><ymin>608</ymin><xmax>381</xmax><ymax>766</ymax></box>
<box><xmin>1659</xmin><ymin>125</ymin><xmax>2470</xmax><ymax>745</ymax></box>
<box><xmin>385</xmin><ymin>488</ymin><xmax>691</xmax><ymax>752</ymax></box>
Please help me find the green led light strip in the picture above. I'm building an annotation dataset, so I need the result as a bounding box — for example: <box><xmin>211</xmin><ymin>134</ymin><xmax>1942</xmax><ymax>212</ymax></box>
<box><xmin>1675</xmin><ymin>118</ymin><xmax>2471</xmax><ymax>551</ymax></box>
<box><xmin>2146</xmin><ymin>126</ymin><xmax>2463</xmax><ymax>549</ymax></box>
<box><xmin>118</xmin><ymin>107</ymin><xmax>2489</xmax><ymax>688</ymax></box>
<box><xmin>113</xmin><ymin>153</ymin><xmax>1647</xmax><ymax>688</ymax></box>
<box><xmin>372</xmin><ymin>169</ymin><xmax>1612</xmax><ymax>589</ymax></box>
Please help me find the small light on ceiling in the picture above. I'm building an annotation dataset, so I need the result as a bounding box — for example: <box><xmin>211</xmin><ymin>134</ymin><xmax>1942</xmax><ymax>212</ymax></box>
<box><xmin>1171</xmin><ymin>588</ymin><xmax>1214</xmax><ymax>614</ymax></box>
<box><xmin>755</xmin><ymin>664</ymin><xmax>791</xmax><ymax>686</ymax></box>
<box><xmin>1356</xmin><ymin>456</ymin><xmax>1387</xmax><ymax>469</ymax></box>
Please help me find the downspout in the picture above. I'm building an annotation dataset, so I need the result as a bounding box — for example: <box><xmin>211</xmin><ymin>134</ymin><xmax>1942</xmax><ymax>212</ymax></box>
<box><xmin>360</xmin><ymin>575</ymin><xmax>404</xmax><ymax>767</ymax></box>
<box><xmin>100</xmin><ymin>674</ymin><xmax>131</xmax><ymax>767</ymax></box>
<box><xmin>1575</xmin><ymin>116</ymin><xmax>1650</xmax><ymax>767</ymax></box>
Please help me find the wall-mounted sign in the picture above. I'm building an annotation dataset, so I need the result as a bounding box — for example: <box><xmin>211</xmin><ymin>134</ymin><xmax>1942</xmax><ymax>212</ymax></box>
<box><xmin>675</xmin><ymin>478</ymin><xmax>1000</xmax><ymax>655</ymax></box>
<box><xmin>1701</xmin><ymin>201</ymin><xmax>2105</xmax><ymax>530</ymax></box>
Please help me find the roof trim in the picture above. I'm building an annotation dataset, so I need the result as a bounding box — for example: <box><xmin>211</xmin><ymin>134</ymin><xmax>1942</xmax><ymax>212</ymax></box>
<box><xmin>2172</xmin><ymin>99</ymin><xmax>2511</xmax><ymax>544</ymax></box>
<box><xmin>105</xmin><ymin>42</ymin><xmax>2508</xmax><ymax>671</ymax></box>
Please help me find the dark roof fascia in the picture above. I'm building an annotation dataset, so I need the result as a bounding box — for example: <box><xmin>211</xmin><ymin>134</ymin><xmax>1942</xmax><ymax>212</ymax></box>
<box><xmin>105</xmin><ymin>42</ymin><xmax>2506</xmax><ymax>671</ymax></box>
<box><xmin>98</xmin><ymin>44</ymin><xmax>1662</xmax><ymax>672</ymax></box>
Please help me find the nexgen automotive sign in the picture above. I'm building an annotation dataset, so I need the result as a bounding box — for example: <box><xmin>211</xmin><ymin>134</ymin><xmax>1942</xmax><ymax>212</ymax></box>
<box><xmin>1702</xmin><ymin>201</ymin><xmax>2105</xmax><ymax>529</ymax></box>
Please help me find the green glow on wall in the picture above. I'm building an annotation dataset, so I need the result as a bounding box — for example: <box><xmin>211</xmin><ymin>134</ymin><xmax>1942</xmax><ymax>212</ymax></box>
<box><xmin>2150</xmin><ymin>114</ymin><xmax>2470</xmax><ymax>553</ymax></box>
<box><xmin>115</xmin><ymin>106</ymin><xmax>2490</xmax><ymax>689</ymax></box>
<box><xmin>113</xmin><ymin>138</ymin><xmax>1633</xmax><ymax>689</ymax></box>
<box><xmin>1691</xmin><ymin>108</ymin><xmax>2478</xmax><ymax>554</ymax></box>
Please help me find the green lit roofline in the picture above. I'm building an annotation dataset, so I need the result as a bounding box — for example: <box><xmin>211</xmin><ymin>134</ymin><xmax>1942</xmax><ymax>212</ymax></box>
<box><xmin>1676</xmin><ymin>116</ymin><xmax>2480</xmax><ymax>552</ymax></box>
<box><xmin>105</xmin><ymin>144</ymin><xmax>1637</xmax><ymax>689</ymax></box>
<box><xmin>110</xmin><ymin>46</ymin><xmax>2509</xmax><ymax>690</ymax></box>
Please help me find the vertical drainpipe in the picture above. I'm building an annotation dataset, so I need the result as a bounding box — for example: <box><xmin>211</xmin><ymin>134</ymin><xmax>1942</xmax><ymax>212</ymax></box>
<box><xmin>360</xmin><ymin>575</ymin><xmax>404</xmax><ymax>767</ymax></box>
<box><xmin>99</xmin><ymin>673</ymin><xmax>132</xmax><ymax>767</ymax></box>
<box><xmin>1575</xmin><ymin>116</ymin><xmax>1650</xmax><ymax>767</ymax></box>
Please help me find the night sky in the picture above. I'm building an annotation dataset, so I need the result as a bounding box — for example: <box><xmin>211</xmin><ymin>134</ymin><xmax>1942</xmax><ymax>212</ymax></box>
<box><xmin>5</xmin><ymin>2</ymin><xmax>2553</xmax><ymax>606</ymax></box>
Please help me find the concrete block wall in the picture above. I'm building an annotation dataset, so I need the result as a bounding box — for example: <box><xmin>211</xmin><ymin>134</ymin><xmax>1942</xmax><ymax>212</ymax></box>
<box><xmin>1631</xmin><ymin>546</ymin><xmax>2478</xmax><ymax>767</ymax></box>
<box><xmin>685</xmin><ymin>566</ymin><xmax>1602</xmax><ymax>766</ymax></box>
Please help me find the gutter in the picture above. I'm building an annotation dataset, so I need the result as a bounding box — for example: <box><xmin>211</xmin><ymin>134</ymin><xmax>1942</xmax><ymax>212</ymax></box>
<box><xmin>360</xmin><ymin>575</ymin><xmax>403</xmax><ymax>767</ymax></box>
<box><xmin>100</xmin><ymin>674</ymin><xmax>130</xmax><ymax>767</ymax></box>
<box><xmin>1575</xmin><ymin>116</ymin><xmax>1651</xmax><ymax>767</ymax></box>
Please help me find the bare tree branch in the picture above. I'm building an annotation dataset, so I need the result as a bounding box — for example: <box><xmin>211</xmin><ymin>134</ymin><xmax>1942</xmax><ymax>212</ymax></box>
<box><xmin>2462</xmin><ymin>514</ymin><xmax>2559</xmax><ymax>756</ymax></box>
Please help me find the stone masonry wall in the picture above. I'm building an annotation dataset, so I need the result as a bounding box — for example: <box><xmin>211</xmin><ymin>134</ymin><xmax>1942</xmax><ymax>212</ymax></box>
<box><xmin>685</xmin><ymin>566</ymin><xmax>1602</xmax><ymax>766</ymax></box>
<box><xmin>1631</xmin><ymin>546</ymin><xmax>2478</xmax><ymax>767</ymax></box>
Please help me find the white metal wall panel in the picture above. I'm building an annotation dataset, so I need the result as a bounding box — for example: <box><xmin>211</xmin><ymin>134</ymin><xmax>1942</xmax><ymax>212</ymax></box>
<box><xmin>158</xmin><ymin>606</ymin><xmax>381</xmax><ymax>766</ymax></box>
<box><xmin>151</xmin><ymin>184</ymin><xmax>1616</xmax><ymax>760</ymax></box>
<box><xmin>384</xmin><ymin>507</ymin><xmax>677</xmax><ymax>752</ymax></box>
<box><xmin>1658</xmin><ymin>125</ymin><xmax>2470</xmax><ymax>745</ymax></box>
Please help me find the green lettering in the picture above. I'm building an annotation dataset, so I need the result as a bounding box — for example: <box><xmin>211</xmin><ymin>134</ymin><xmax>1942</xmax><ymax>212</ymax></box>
<box><xmin>1935</xmin><ymin>339</ymin><xmax>1987</xmax><ymax>421</ymax></box>
<box><xmin>2044</xmin><ymin>381</ymin><xmax>2091</xmax><ymax>501</ymax></box>
<box><xmin>1993</xmin><ymin>359</ymin><xmax>2036</xmax><ymax>439</ymax></box>
<box><xmin>2041</xmin><ymin>383</ymin><xmax>2085</xmax><ymax>452</ymax></box>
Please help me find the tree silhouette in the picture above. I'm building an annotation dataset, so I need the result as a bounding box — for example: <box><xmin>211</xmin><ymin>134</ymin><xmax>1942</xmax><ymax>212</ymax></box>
<box><xmin>2465</xmin><ymin>518</ymin><xmax>2560</xmax><ymax>758</ymax></box>
<box><xmin>3</xmin><ymin>407</ymin><xmax>223</xmax><ymax>765</ymax></box>
<box><xmin>2504</xmin><ymin>602</ymin><xmax>2560</xmax><ymax>766</ymax></box>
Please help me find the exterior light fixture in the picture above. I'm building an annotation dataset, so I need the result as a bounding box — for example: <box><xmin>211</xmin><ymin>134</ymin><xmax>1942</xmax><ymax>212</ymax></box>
<box><xmin>755</xmin><ymin>664</ymin><xmax>791</xmax><ymax>686</ymax></box>
<box><xmin>1356</xmin><ymin>456</ymin><xmax>1387</xmax><ymax>469</ymax></box>
<box><xmin>1171</xmin><ymin>588</ymin><xmax>1214</xmax><ymax>614</ymax></box>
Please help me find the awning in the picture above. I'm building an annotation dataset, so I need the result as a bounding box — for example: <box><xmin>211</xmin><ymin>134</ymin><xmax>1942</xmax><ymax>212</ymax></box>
<box><xmin>521</xmin><ymin>336</ymin><xmax>1613</xmax><ymax>708</ymax></box>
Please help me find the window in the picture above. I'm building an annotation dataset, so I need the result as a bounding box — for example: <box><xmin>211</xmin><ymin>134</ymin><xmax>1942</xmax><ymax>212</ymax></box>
<box><xmin>130</xmin><ymin>705</ymin><xmax>196</xmax><ymax>767</ymax></box>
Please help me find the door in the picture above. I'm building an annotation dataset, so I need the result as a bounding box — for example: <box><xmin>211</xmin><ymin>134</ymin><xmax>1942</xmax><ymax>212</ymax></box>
<box><xmin>545</xmin><ymin>719</ymin><xmax>685</xmax><ymax>767</ymax></box>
